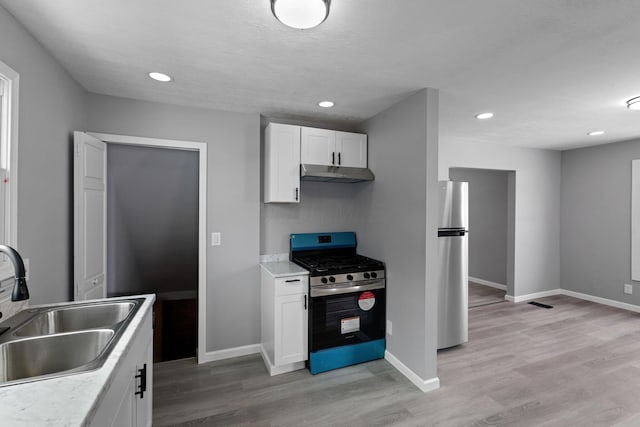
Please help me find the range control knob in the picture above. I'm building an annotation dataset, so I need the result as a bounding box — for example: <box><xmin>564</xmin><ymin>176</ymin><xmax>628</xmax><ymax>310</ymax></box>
<box><xmin>371</xmin><ymin>272</ymin><xmax>377</xmax><ymax>279</ymax></box>
<box><xmin>346</xmin><ymin>274</ymin><xmax>354</xmax><ymax>281</ymax></box>
<box><xmin>329</xmin><ymin>276</ymin><xmax>336</xmax><ymax>283</ymax></box>
<box><xmin>363</xmin><ymin>272</ymin><xmax>370</xmax><ymax>279</ymax></box>
<box><xmin>321</xmin><ymin>277</ymin><xmax>328</xmax><ymax>284</ymax></box>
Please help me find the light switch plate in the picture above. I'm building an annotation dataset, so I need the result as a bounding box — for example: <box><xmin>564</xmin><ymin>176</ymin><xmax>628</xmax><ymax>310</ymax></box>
<box><xmin>624</xmin><ymin>284</ymin><xmax>633</xmax><ymax>294</ymax></box>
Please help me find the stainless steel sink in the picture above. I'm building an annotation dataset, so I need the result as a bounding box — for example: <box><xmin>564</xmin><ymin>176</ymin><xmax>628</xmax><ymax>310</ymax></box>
<box><xmin>0</xmin><ymin>330</ymin><xmax>114</xmax><ymax>382</ymax></box>
<box><xmin>0</xmin><ymin>298</ymin><xmax>144</xmax><ymax>386</ymax></box>
<box><xmin>13</xmin><ymin>302</ymin><xmax>135</xmax><ymax>336</ymax></box>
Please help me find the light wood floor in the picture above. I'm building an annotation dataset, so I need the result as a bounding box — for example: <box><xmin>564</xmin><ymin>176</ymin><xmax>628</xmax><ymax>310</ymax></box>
<box><xmin>154</xmin><ymin>295</ymin><xmax>640</xmax><ymax>426</ymax></box>
<box><xmin>468</xmin><ymin>281</ymin><xmax>506</xmax><ymax>308</ymax></box>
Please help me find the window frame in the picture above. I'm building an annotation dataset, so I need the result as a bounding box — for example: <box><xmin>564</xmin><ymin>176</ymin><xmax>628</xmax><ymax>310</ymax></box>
<box><xmin>0</xmin><ymin>61</ymin><xmax>20</xmax><ymax>289</ymax></box>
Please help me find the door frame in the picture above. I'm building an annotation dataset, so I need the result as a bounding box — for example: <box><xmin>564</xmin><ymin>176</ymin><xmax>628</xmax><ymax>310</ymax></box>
<box><xmin>90</xmin><ymin>132</ymin><xmax>208</xmax><ymax>363</ymax></box>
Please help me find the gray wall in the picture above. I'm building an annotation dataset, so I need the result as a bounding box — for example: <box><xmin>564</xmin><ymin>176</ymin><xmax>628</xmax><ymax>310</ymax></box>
<box><xmin>356</xmin><ymin>89</ymin><xmax>439</xmax><ymax>382</ymax></box>
<box><xmin>449</xmin><ymin>168</ymin><xmax>509</xmax><ymax>286</ymax></box>
<box><xmin>87</xmin><ymin>93</ymin><xmax>260</xmax><ymax>353</ymax></box>
<box><xmin>107</xmin><ymin>144</ymin><xmax>198</xmax><ymax>297</ymax></box>
<box><xmin>0</xmin><ymin>6</ymin><xmax>88</xmax><ymax>304</ymax></box>
<box><xmin>440</xmin><ymin>140</ymin><xmax>561</xmax><ymax>298</ymax></box>
<box><xmin>561</xmin><ymin>138</ymin><xmax>640</xmax><ymax>304</ymax></box>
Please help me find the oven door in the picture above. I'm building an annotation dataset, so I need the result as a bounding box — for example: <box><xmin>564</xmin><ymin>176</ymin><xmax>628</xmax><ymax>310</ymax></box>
<box><xmin>309</xmin><ymin>283</ymin><xmax>385</xmax><ymax>352</ymax></box>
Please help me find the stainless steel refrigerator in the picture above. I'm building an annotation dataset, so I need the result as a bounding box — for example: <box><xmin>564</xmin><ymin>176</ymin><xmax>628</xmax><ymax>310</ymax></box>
<box><xmin>437</xmin><ymin>180</ymin><xmax>469</xmax><ymax>349</ymax></box>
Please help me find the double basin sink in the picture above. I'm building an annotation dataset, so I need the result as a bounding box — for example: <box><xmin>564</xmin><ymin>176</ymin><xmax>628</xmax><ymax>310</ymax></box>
<box><xmin>0</xmin><ymin>298</ymin><xmax>144</xmax><ymax>386</ymax></box>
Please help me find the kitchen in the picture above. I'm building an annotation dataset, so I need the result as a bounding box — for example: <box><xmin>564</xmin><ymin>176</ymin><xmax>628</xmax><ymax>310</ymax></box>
<box><xmin>1</xmin><ymin>1</ymin><xmax>640</xmax><ymax>425</ymax></box>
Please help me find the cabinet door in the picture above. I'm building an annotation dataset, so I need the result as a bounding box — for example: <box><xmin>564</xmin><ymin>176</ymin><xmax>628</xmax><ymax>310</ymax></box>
<box><xmin>275</xmin><ymin>293</ymin><xmax>308</xmax><ymax>365</ymax></box>
<box><xmin>135</xmin><ymin>335</ymin><xmax>153</xmax><ymax>427</ymax></box>
<box><xmin>264</xmin><ymin>124</ymin><xmax>301</xmax><ymax>203</ymax></box>
<box><xmin>301</xmin><ymin>127</ymin><xmax>336</xmax><ymax>166</ymax></box>
<box><xmin>112</xmin><ymin>372</ymin><xmax>136</xmax><ymax>427</ymax></box>
<box><xmin>336</xmin><ymin>131</ymin><xmax>367</xmax><ymax>168</ymax></box>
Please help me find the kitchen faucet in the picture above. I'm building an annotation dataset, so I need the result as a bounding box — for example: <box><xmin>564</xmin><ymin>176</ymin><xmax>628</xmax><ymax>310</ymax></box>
<box><xmin>0</xmin><ymin>245</ymin><xmax>29</xmax><ymax>301</ymax></box>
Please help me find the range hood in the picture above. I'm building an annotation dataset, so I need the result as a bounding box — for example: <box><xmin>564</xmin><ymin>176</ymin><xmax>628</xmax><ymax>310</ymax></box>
<box><xmin>300</xmin><ymin>164</ymin><xmax>375</xmax><ymax>183</ymax></box>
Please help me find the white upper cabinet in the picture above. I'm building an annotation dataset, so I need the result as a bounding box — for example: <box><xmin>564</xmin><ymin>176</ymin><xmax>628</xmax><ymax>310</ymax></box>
<box><xmin>336</xmin><ymin>131</ymin><xmax>367</xmax><ymax>168</ymax></box>
<box><xmin>264</xmin><ymin>123</ymin><xmax>301</xmax><ymax>203</ymax></box>
<box><xmin>300</xmin><ymin>127</ymin><xmax>335</xmax><ymax>166</ymax></box>
<box><xmin>301</xmin><ymin>127</ymin><xmax>367</xmax><ymax>168</ymax></box>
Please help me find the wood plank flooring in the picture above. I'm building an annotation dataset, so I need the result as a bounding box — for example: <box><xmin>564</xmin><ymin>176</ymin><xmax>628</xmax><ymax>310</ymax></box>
<box><xmin>154</xmin><ymin>295</ymin><xmax>640</xmax><ymax>426</ymax></box>
<box><xmin>468</xmin><ymin>281</ymin><xmax>506</xmax><ymax>308</ymax></box>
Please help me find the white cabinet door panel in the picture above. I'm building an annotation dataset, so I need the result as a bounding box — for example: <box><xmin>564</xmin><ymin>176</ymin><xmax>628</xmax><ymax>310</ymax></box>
<box><xmin>264</xmin><ymin>124</ymin><xmax>300</xmax><ymax>203</ymax></box>
<box><xmin>301</xmin><ymin>127</ymin><xmax>335</xmax><ymax>166</ymax></box>
<box><xmin>336</xmin><ymin>131</ymin><xmax>367</xmax><ymax>168</ymax></box>
<box><xmin>276</xmin><ymin>293</ymin><xmax>308</xmax><ymax>366</ymax></box>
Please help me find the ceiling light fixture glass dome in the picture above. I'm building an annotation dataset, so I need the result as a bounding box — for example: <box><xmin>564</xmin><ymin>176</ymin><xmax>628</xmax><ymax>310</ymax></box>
<box><xmin>271</xmin><ymin>0</ymin><xmax>331</xmax><ymax>29</ymax></box>
<box><xmin>627</xmin><ymin>96</ymin><xmax>640</xmax><ymax>110</ymax></box>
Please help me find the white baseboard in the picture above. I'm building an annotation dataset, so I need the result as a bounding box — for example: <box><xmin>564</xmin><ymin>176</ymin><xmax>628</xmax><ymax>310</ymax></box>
<box><xmin>198</xmin><ymin>343</ymin><xmax>261</xmax><ymax>364</ymax></box>
<box><xmin>560</xmin><ymin>289</ymin><xmax>640</xmax><ymax>313</ymax></box>
<box><xmin>259</xmin><ymin>345</ymin><xmax>305</xmax><ymax>376</ymax></box>
<box><xmin>384</xmin><ymin>350</ymin><xmax>440</xmax><ymax>393</ymax></box>
<box><xmin>469</xmin><ymin>276</ymin><xmax>507</xmax><ymax>291</ymax></box>
<box><xmin>505</xmin><ymin>289</ymin><xmax>561</xmax><ymax>303</ymax></box>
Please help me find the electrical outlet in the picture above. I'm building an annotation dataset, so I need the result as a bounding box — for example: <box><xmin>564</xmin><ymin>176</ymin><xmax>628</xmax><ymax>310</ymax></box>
<box><xmin>211</xmin><ymin>232</ymin><xmax>221</xmax><ymax>246</ymax></box>
<box><xmin>386</xmin><ymin>320</ymin><xmax>392</xmax><ymax>335</ymax></box>
<box><xmin>624</xmin><ymin>284</ymin><xmax>633</xmax><ymax>295</ymax></box>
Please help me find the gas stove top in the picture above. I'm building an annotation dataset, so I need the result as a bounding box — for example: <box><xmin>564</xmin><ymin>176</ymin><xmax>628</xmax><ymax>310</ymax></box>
<box><xmin>290</xmin><ymin>232</ymin><xmax>385</xmax><ymax>287</ymax></box>
<box><xmin>292</xmin><ymin>253</ymin><xmax>385</xmax><ymax>276</ymax></box>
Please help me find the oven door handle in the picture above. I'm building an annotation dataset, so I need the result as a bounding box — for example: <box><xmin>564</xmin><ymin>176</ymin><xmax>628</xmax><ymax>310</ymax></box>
<box><xmin>310</xmin><ymin>280</ymin><xmax>385</xmax><ymax>297</ymax></box>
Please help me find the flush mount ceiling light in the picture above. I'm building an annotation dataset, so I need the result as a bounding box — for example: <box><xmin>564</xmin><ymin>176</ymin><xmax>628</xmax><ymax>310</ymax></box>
<box><xmin>271</xmin><ymin>0</ymin><xmax>331</xmax><ymax>29</ymax></box>
<box><xmin>475</xmin><ymin>112</ymin><xmax>494</xmax><ymax>120</ymax></box>
<box><xmin>587</xmin><ymin>130</ymin><xmax>605</xmax><ymax>136</ymax></box>
<box><xmin>627</xmin><ymin>96</ymin><xmax>640</xmax><ymax>110</ymax></box>
<box><xmin>318</xmin><ymin>101</ymin><xmax>335</xmax><ymax>108</ymax></box>
<box><xmin>148</xmin><ymin>72</ymin><xmax>172</xmax><ymax>82</ymax></box>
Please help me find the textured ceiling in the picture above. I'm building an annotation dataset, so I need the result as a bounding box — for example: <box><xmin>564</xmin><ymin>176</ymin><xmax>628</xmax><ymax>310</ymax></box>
<box><xmin>2</xmin><ymin>0</ymin><xmax>640</xmax><ymax>150</ymax></box>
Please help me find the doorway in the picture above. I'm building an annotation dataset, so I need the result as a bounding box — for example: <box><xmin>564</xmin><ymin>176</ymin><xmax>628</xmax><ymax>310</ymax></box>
<box><xmin>449</xmin><ymin>168</ymin><xmax>515</xmax><ymax>307</ymax></box>
<box><xmin>107</xmin><ymin>143</ymin><xmax>198</xmax><ymax>362</ymax></box>
<box><xmin>74</xmin><ymin>132</ymin><xmax>208</xmax><ymax>363</ymax></box>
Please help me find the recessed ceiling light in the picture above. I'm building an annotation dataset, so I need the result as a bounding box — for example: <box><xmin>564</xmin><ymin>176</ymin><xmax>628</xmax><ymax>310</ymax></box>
<box><xmin>318</xmin><ymin>101</ymin><xmax>335</xmax><ymax>108</ymax></box>
<box><xmin>475</xmin><ymin>112</ymin><xmax>494</xmax><ymax>120</ymax></box>
<box><xmin>627</xmin><ymin>96</ymin><xmax>640</xmax><ymax>110</ymax></box>
<box><xmin>148</xmin><ymin>72</ymin><xmax>172</xmax><ymax>82</ymax></box>
<box><xmin>587</xmin><ymin>130</ymin><xmax>605</xmax><ymax>136</ymax></box>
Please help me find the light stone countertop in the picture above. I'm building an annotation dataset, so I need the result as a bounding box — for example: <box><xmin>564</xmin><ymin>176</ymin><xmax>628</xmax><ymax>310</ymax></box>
<box><xmin>0</xmin><ymin>293</ymin><xmax>156</xmax><ymax>426</ymax></box>
<box><xmin>260</xmin><ymin>260</ymin><xmax>309</xmax><ymax>278</ymax></box>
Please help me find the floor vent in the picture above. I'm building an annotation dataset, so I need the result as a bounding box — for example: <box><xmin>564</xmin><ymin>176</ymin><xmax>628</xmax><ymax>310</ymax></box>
<box><xmin>528</xmin><ymin>301</ymin><xmax>553</xmax><ymax>309</ymax></box>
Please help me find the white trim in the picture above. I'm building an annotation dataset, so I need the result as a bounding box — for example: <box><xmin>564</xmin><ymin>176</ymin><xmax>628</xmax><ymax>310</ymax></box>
<box><xmin>504</xmin><ymin>289</ymin><xmax>561</xmax><ymax>303</ymax></box>
<box><xmin>199</xmin><ymin>344</ymin><xmax>261</xmax><ymax>364</ymax></box>
<box><xmin>87</xmin><ymin>132</ymin><xmax>208</xmax><ymax>363</ymax></box>
<box><xmin>259</xmin><ymin>345</ymin><xmax>305</xmax><ymax>376</ymax></box>
<box><xmin>384</xmin><ymin>350</ymin><xmax>440</xmax><ymax>393</ymax></box>
<box><xmin>469</xmin><ymin>276</ymin><xmax>507</xmax><ymax>291</ymax></box>
<box><xmin>560</xmin><ymin>289</ymin><xmax>640</xmax><ymax>313</ymax></box>
<box><xmin>0</xmin><ymin>61</ymin><xmax>19</xmax><ymax>248</ymax></box>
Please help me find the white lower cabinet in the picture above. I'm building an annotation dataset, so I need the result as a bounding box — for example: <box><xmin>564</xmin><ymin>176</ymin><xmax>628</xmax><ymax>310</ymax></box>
<box><xmin>90</xmin><ymin>310</ymin><xmax>153</xmax><ymax>427</ymax></box>
<box><xmin>261</xmin><ymin>267</ymin><xmax>308</xmax><ymax>375</ymax></box>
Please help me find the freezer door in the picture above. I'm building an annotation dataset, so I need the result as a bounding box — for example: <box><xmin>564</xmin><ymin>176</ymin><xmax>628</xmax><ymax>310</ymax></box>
<box><xmin>437</xmin><ymin>234</ymin><xmax>468</xmax><ymax>349</ymax></box>
<box><xmin>438</xmin><ymin>181</ymin><xmax>469</xmax><ymax>229</ymax></box>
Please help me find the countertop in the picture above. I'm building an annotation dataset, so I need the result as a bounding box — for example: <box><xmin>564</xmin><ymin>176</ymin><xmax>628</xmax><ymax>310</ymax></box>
<box><xmin>260</xmin><ymin>260</ymin><xmax>309</xmax><ymax>278</ymax></box>
<box><xmin>0</xmin><ymin>293</ymin><xmax>156</xmax><ymax>426</ymax></box>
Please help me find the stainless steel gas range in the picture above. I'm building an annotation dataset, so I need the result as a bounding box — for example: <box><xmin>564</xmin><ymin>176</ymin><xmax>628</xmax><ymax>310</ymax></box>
<box><xmin>290</xmin><ymin>232</ymin><xmax>386</xmax><ymax>374</ymax></box>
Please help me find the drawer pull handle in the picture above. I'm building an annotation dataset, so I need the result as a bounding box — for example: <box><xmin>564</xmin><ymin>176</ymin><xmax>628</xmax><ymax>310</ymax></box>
<box><xmin>285</xmin><ymin>279</ymin><xmax>301</xmax><ymax>283</ymax></box>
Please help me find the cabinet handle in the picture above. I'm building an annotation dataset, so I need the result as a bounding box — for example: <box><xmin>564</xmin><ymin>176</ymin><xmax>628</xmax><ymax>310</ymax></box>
<box><xmin>332</xmin><ymin>152</ymin><xmax>335</xmax><ymax>165</ymax></box>
<box><xmin>338</xmin><ymin>152</ymin><xmax>341</xmax><ymax>165</ymax></box>
<box><xmin>304</xmin><ymin>294</ymin><xmax>307</xmax><ymax>310</ymax></box>
<box><xmin>285</xmin><ymin>279</ymin><xmax>301</xmax><ymax>283</ymax></box>
<box><xmin>135</xmin><ymin>364</ymin><xmax>147</xmax><ymax>399</ymax></box>
<box><xmin>295</xmin><ymin>187</ymin><xmax>299</xmax><ymax>201</ymax></box>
